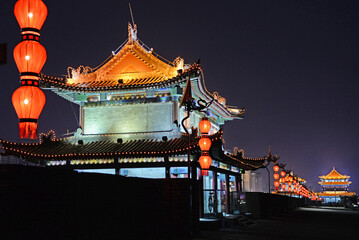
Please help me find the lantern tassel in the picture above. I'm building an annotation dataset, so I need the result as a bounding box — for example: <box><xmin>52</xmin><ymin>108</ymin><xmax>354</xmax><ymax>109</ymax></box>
<box><xmin>202</xmin><ymin>170</ymin><xmax>209</xmax><ymax>176</ymax></box>
<box><xmin>19</xmin><ymin>122</ymin><xmax>38</xmax><ymax>139</ymax></box>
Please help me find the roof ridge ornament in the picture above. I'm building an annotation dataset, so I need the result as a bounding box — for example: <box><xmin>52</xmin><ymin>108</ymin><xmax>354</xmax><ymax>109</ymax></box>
<box><xmin>128</xmin><ymin>3</ymin><xmax>137</xmax><ymax>43</ymax></box>
<box><xmin>128</xmin><ymin>23</ymin><xmax>137</xmax><ymax>43</ymax></box>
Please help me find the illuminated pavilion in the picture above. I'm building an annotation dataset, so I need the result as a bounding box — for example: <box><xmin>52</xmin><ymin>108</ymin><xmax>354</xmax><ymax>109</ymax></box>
<box><xmin>318</xmin><ymin>167</ymin><xmax>356</xmax><ymax>203</ymax></box>
<box><xmin>0</xmin><ymin>23</ymin><xmax>274</xmax><ymax>216</ymax></box>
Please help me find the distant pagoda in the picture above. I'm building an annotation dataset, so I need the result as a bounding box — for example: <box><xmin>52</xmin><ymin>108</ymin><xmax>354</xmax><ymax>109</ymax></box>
<box><xmin>318</xmin><ymin>167</ymin><xmax>356</xmax><ymax>203</ymax></box>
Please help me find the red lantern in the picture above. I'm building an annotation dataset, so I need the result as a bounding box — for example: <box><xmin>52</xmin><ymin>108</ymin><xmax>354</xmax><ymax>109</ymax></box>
<box><xmin>273</xmin><ymin>165</ymin><xmax>279</xmax><ymax>172</ymax></box>
<box><xmin>293</xmin><ymin>179</ymin><xmax>297</xmax><ymax>184</ymax></box>
<box><xmin>13</xmin><ymin>40</ymin><xmax>47</xmax><ymax>80</ymax></box>
<box><xmin>288</xmin><ymin>186</ymin><xmax>292</xmax><ymax>192</ymax></box>
<box><xmin>14</xmin><ymin>0</ymin><xmax>48</xmax><ymax>32</ymax></box>
<box><xmin>281</xmin><ymin>184</ymin><xmax>286</xmax><ymax>190</ymax></box>
<box><xmin>280</xmin><ymin>170</ymin><xmax>286</xmax><ymax>177</ymax></box>
<box><xmin>274</xmin><ymin>180</ymin><xmax>280</xmax><ymax>188</ymax></box>
<box><xmin>273</xmin><ymin>173</ymin><xmax>279</xmax><ymax>180</ymax></box>
<box><xmin>275</xmin><ymin>187</ymin><xmax>279</xmax><ymax>191</ymax></box>
<box><xmin>12</xmin><ymin>86</ymin><xmax>46</xmax><ymax>139</ymax></box>
<box><xmin>199</xmin><ymin>137</ymin><xmax>211</xmax><ymax>152</ymax></box>
<box><xmin>288</xmin><ymin>182</ymin><xmax>292</xmax><ymax>186</ymax></box>
<box><xmin>199</xmin><ymin>117</ymin><xmax>211</xmax><ymax>135</ymax></box>
<box><xmin>199</xmin><ymin>155</ymin><xmax>211</xmax><ymax>170</ymax></box>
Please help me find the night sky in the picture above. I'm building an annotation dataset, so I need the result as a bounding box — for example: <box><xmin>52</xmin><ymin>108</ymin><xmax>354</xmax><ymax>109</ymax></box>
<box><xmin>0</xmin><ymin>0</ymin><xmax>358</xmax><ymax>193</ymax></box>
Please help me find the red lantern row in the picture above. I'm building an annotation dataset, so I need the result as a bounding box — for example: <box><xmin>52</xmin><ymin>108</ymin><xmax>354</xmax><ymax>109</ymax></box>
<box><xmin>199</xmin><ymin>118</ymin><xmax>212</xmax><ymax>176</ymax></box>
<box><xmin>12</xmin><ymin>0</ymin><xmax>47</xmax><ymax>139</ymax></box>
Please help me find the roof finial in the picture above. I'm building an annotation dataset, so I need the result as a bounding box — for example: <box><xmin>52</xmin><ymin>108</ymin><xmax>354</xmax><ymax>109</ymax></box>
<box><xmin>128</xmin><ymin>3</ymin><xmax>137</xmax><ymax>43</ymax></box>
<box><xmin>129</xmin><ymin>3</ymin><xmax>135</xmax><ymax>27</ymax></box>
<box><xmin>268</xmin><ymin>143</ymin><xmax>272</xmax><ymax>158</ymax></box>
<box><xmin>333</xmin><ymin>166</ymin><xmax>335</xmax><ymax>170</ymax></box>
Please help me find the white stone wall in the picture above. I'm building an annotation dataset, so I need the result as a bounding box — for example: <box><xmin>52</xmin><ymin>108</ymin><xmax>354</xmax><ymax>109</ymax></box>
<box><xmin>242</xmin><ymin>170</ymin><xmax>266</xmax><ymax>192</ymax></box>
<box><xmin>120</xmin><ymin>167</ymin><xmax>166</xmax><ymax>179</ymax></box>
<box><xmin>83</xmin><ymin>102</ymin><xmax>173</xmax><ymax>134</ymax></box>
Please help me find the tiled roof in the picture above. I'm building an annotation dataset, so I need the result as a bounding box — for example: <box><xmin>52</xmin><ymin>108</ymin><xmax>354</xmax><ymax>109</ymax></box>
<box><xmin>221</xmin><ymin>153</ymin><xmax>267</xmax><ymax>171</ymax></box>
<box><xmin>40</xmin><ymin>64</ymin><xmax>199</xmax><ymax>92</ymax></box>
<box><xmin>319</xmin><ymin>167</ymin><xmax>350</xmax><ymax>180</ymax></box>
<box><xmin>0</xmin><ymin>130</ymin><xmax>220</xmax><ymax>160</ymax></box>
<box><xmin>319</xmin><ymin>192</ymin><xmax>356</xmax><ymax>197</ymax></box>
<box><xmin>318</xmin><ymin>181</ymin><xmax>351</xmax><ymax>186</ymax></box>
<box><xmin>0</xmin><ymin>131</ymin><xmax>268</xmax><ymax>171</ymax></box>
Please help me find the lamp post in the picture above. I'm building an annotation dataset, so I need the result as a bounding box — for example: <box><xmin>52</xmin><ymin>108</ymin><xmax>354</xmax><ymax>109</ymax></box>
<box><xmin>180</xmin><ymin>75</ymin><xmax>213</xmax><ymax>236</ymax></box>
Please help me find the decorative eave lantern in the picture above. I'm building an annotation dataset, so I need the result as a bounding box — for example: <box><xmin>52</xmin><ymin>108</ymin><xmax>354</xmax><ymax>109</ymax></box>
<box><xmin>273</xmin><ymin>164</ymin><xmax>280</xmax><ymax>172</ymax></box>
<box><xmin>280</xmin><ymin>170</ymin><xmax>286</xmax><ymax>177</ymax></box>
<box><xmin>198</xmin><ymin>117</ymin><xmax>212</xmax><ymax>176</ymax></box>
<box><xmin>12</xmin><ymin>0</ymin><xmax>47</xmax><ymax>139</ymax></box>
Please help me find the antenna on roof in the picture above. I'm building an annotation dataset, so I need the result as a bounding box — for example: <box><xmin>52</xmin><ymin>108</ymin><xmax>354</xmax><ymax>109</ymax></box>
<box><xmin>129</xmin><ymin>3</ymin><xmax>135</xmax><ymax>27</ymax></box>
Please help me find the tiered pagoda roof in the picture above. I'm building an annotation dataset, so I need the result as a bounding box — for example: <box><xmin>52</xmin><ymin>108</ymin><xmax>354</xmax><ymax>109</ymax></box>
<box><xmin>318</xmin><ymin>167</ymin><xmax>356</xmax><ymax>199</ymax></box>
<box><xmin>319</xmin><ymin>167</ymin><xmax>350</xmax><ymax>181</ymax></box>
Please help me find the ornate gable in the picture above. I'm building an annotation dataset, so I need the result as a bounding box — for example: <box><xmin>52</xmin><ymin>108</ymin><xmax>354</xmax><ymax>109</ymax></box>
<box><xmin>66</xmin><ymin>24</ymin><xmax>181</xmax><ymax>86</ymax></box>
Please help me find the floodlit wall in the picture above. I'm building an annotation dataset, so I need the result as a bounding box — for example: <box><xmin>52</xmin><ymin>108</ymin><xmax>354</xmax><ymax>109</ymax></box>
<box><xmin>83</xmin><ymin>102</ymin><xmax>173</xmax><ymax>134</ymax></box>
<box><xmin>243</xmin><ymin>170</ymin><xmax>266</xmax><ymax>192</ymax></box>
<box><xmin>120</xmin><ymin>167</ymin><xmax>166</xmax><ymax>179</ymax></box>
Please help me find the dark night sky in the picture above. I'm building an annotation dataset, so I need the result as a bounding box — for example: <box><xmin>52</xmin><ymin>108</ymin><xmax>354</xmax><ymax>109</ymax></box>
<box><xmin>0</xmin><ymin>0</ymin><xmax>358</xmax><ymax>193</ymax></box>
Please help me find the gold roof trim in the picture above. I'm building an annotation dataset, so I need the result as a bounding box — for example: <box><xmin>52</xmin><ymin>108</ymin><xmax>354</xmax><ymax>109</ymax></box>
<box><xmin>319</xmin><ymin>167</ymin><xmax>350</xmax><ymax>180</ymax></box>
<box><xmin>318</xmin><ymin>181</ymin><xmax>351</xmax><ymax>185</ymax></box>
<box><xmin>66</xmin><ymin>24</ymin><xmax>182</xmax><ymax>86</ymax></box>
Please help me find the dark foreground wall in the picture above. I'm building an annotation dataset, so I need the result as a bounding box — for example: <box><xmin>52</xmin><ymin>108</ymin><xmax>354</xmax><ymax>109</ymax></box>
<box><xmin>245</xmin><ymin>192</ymin><xmax>305</xmax><ymax>219</ymax></box>
<box><xmin>0</xmin><ymin>165</ymin><xmax>193</xmax><ymax>240</ymax></box>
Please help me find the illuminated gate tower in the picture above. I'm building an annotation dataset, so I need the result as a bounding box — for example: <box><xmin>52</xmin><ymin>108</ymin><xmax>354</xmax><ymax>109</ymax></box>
<box><xmin>46</xmin><ymin>24</ymin><xmax>243</xmax><ymax>141</ymax></box>
<box><xmin>1</xmin><ymin>23</ymin><xmax>274</xmax><ymax>215</ymax></box>
<box><xmin>318</xmin><ymin>167</ymin><xmax>356</xmax><ymax>203</ymax></box>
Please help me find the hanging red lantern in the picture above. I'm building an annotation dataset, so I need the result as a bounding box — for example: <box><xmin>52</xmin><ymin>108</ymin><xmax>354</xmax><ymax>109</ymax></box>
<box><xmin>280</xmin><ymin>170</ymin><xmax>286</xmax><ymax>177</ymax></box>
<box><xmin>274</xmin><ymin>180</ymin><xmax>280</xmax><ymax>188</ymax></box>
<box><xmin>199</xmin><ymin>137</ymin><xmax>211</xmax><ymax>152</ymax></box>
<box><xmin>199</xmin><ymin>154</ymin><xmax>212</xmax><ymax>176</ymax></box>
<box><xmin>199</xmin><ymin>155</ymin><xmax>211</xmax><ymax>170</ymax></box>
<box><xmin>288</xmin><ymin>181</ymin><xmax>292</xmax><ymax>186</ymax></box>
<box><xmin>273</xmin><ymin>165</ymin><xmax>279</xmax><ymax>172</ymax></box>
<box><xmin>288</xmin><ymin>186</ymin><xmax>292</xmax><ymax>192</ymax></box>
<box><xmin>273</xmin><ymin>173</ymin><xmax>280</xmax><ymax>180</ymax></box>
<box><xmin>12</xmin><ymin>86</ymin><xmax>46</xmax><ymax>139</ymax></box>
<box><xmin>13</xmin><ymin>40</ymin><xmax>47</xmax><ymax>80</ymax></box>
<box><xmin>199</xmin><ymin>117</ymin><xmax>211</xmax><ymax>135</ymax></box>
<box><xmin>14</xmin><ymin>0</ymin><xmax>48</xmax><ymax>32</ymax></box>
<box><xmin>293</xmin><ymin>179</ymin><xmax>297</xmax><ymax>184</ymax></box>
<box><xmin>281</xmin><ymin>184</ymin><xmax>286</xmax><ymax>190</ymax></box>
